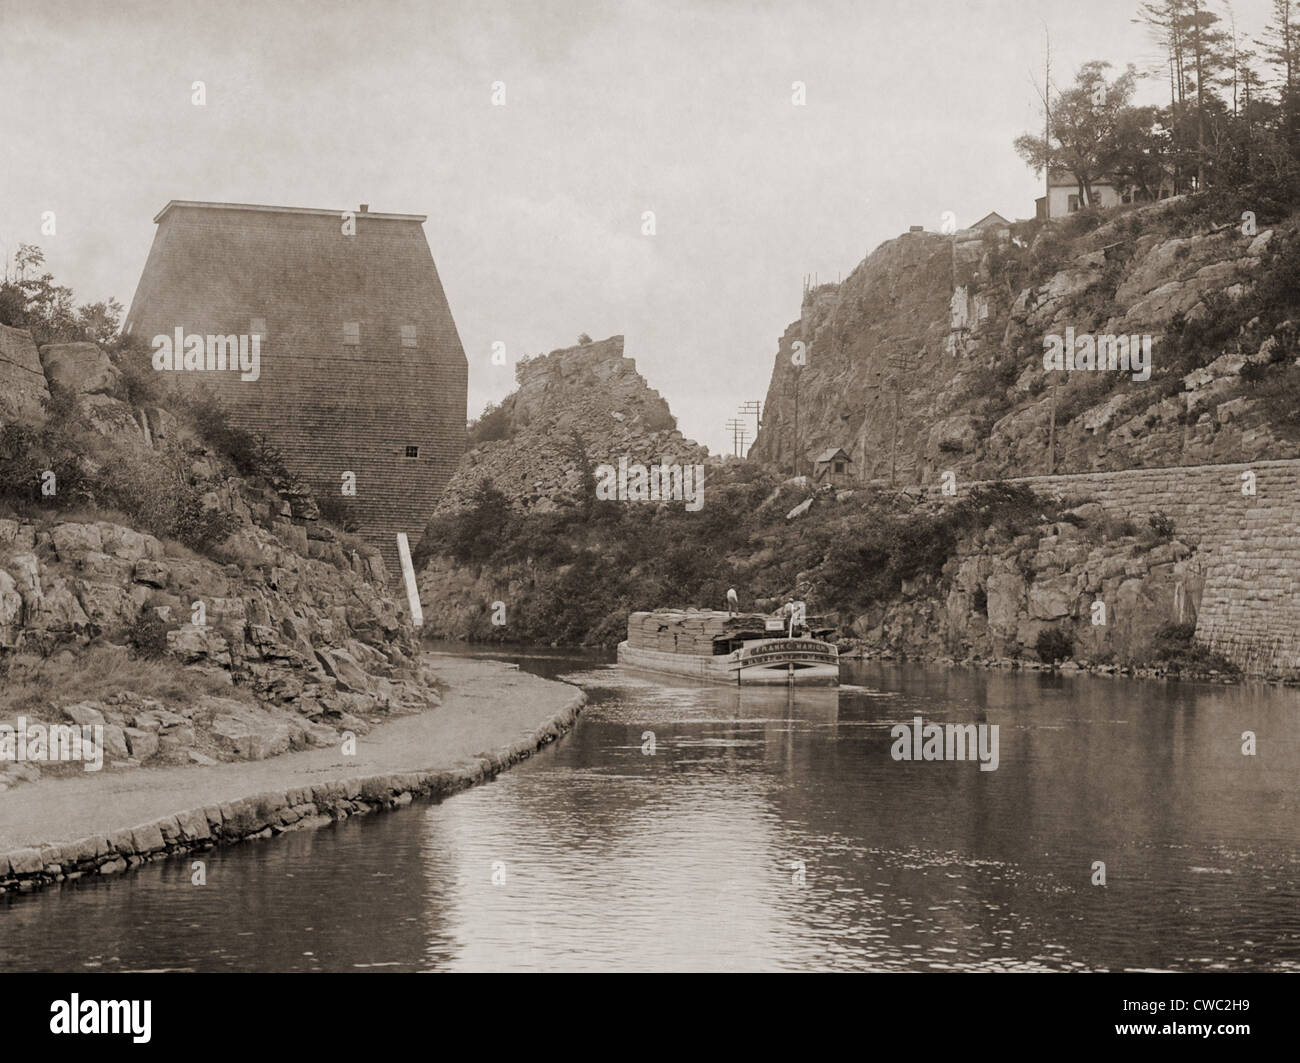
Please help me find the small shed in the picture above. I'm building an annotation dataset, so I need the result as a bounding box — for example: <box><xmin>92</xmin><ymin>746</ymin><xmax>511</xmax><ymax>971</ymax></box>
<box><xmin>969</xmin><ymin>211</ymin><xmax>1011</xmax><ymax>231</ymax></box>
<box><xmin>813</xmin><ymin>447</ymin><xmax>853</xmax><ymax>487</ymax></box>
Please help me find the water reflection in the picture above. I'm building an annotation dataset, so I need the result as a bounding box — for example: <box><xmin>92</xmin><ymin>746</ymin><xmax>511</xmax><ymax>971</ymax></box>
<box><xmin>1</xmin><ymin>653</ymin><xmax>1297</xmax><ymax>971</ymax></box>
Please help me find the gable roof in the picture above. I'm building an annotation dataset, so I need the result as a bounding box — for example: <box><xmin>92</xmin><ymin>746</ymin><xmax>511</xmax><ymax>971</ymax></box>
<box><xmin>970</xmin><ymin>211</ymin><xmax>1011</xmax><ymax>229</ymax></box>
<box><xmin>814</xmin><ymin>447</ymin><xmax>851</xmax><ymax>464</ymax></box>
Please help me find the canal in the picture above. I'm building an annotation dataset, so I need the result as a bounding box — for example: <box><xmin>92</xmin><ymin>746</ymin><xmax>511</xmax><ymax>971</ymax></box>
<box><xmin>2</xmin><ymin>649</ymin><xmax>1298</xmax><ymax>971</ymax></box>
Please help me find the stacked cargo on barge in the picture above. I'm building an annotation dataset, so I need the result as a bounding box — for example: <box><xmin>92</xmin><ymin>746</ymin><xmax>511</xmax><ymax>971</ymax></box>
<box><xmin>618</xmin><ymin>609</ymin><xmax>839</xmax><ymax>685</ymax></box>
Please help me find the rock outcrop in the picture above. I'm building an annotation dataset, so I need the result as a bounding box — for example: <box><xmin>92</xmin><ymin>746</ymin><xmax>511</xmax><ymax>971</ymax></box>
<box><xmin>437</xmin><ymin>335</ymin><xmax>707</xmax><ymax>514</ymax></box>
<box><xmin>748</xmin><ymin>202</ymin><xmax>1300</xmax><ymax>483</ymax></box>
<box><xmin>0</xmin><ymin>328</ymin><xmax>438</xmax><ymax>792</ymax></box>
<box><xmin>0</xmin><ymin>323</ymin><xmax>50</xmax><ymax>425</ymax></box>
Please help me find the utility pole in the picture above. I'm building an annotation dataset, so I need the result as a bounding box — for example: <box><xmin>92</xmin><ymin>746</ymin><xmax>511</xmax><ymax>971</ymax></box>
<box><xmin>1047</xmin><ymin>374</ymin><xmax>1059</xmax><ymax>474</ymax></box>
<box><xmin>724</xmin><ymin>418</ymin><xmax>747</xmax><ymax>458</ymax></box>
<box><xmin>886</xmin><ymin>352</ymin><xmax>909</xmax><ymax>487</ymax></box>
<box><xmin>863</xmin><ymin>352</ymin><xmax>911</xmax><ymax>487</ymax></box>
<box><xmin>1045</xmin><ymin>25</ymin><xmax>1051</xmax><ymax>212</ymax></box>
<box><xmin>739</xmin><ymin>399</ymin><xmax>762</xmax><ymax>441</ymax></box>
<box><xmin>792</xmin><ymin>371</ymin><xmax>801</xmax><ymax>476</ymax></box>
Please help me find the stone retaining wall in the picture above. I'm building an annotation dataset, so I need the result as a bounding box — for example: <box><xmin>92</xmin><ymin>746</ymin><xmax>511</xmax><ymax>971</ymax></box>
<box><xmin>0</xmin><ymin>690</ymin><xmax>585</xmax><ymax>894</ymax></box>
<box><xmin>931</xmin><ymin>459</ymin><xmax>1300</xmax><ymax>674</ymax></box>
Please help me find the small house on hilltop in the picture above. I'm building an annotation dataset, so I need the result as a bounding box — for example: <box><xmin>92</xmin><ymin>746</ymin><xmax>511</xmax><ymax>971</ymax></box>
<box><xmin>1035</xmin><ymin>169</ymin><xmax>1176</xmax><ymax>220</ymax></box>
<box><xmin>813</xmin><ymin>447</ymin><xmax>853</xmax><ymax>487</ymax></box>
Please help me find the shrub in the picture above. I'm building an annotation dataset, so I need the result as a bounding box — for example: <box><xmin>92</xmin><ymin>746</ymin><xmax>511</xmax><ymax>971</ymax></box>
<box><xmin>171</xmin><ymin>494</ymin><xmax>239</xmax><ymax>554</ymax></box>
<box><xmin>174</xmin><ymin>388</ymin><xmax>287</xmax><ymax>481</ymax></box>
<box><xmin>111</xmin><ymin>338</ymin><xmax>164</xmax><ymax>406</ymax></box>
<box><xmin>127</xmin><ymin>608</ymin><xmax>172</xmax><ymax>658</ymax></box>
<box><xmin>1149</xmin><ymin>621</ymin><xmax>1241</xmax><ymax>676</ymax></box>
<box><xmin>416</xmin><ymin>479</ymin><xmax>512</xmax><ymax>567</ymax></box>
<box><xmin>1036</xmin><ymin>626</ymin><xmax>1074</xmax><ymax>664</ymax></box>
<box><xmin>467</xmin><ymin>402</ymin><xmax>512</xmax><ymax>445</ymax></box>
<box><xmin>1099</xmin><ymin>515</ymin><xmax>1138</xmax><ymax>540</ymax></box>
<box><xmin>314</xmin><ymin>483</ymin><xmax>360</xmax><ymax>532</ymax></box>
<box><xmin>1147</xmin><ymin>510</ymin><xmax>1175</xmax><ymax>541</ymax></box>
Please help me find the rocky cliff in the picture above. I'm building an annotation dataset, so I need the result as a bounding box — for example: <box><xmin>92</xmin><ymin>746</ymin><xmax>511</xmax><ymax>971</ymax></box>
<box><xmin>748</xmin><ymin>199</ymin><xmax>1300</xmax><ymax>483</ymax></box>
<box><xmin>0</xmin><ymin>325</ymin><xmax>438</xmax><ymax>793</ymax></box>
<box><xmin>435</xmin><ymin>334</ymin><xmax>708</xmax><ymax>514</ymax></box>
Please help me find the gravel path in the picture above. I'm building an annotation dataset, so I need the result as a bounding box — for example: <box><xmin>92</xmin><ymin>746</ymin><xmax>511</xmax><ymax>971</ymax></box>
<box><xmin>0</xmin><ymin>654</ymin><xmax>582</xmax><ymax>851</ymax></box>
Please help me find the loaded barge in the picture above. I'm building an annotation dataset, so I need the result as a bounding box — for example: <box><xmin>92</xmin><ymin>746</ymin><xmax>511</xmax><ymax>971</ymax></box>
<box><xmin>617</xmin><ymin>609</ymin><xmax>839</xmax><ymax>686</ymax></box>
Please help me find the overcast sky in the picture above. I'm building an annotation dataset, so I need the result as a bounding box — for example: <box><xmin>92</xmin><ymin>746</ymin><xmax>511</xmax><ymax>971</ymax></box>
<box><xmin>0</xmin><ymin>0</ymin><xmax>1278</xmax><ymax>455</ymax></box>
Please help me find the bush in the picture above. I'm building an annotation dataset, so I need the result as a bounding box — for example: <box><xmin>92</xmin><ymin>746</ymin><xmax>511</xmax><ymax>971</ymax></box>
<box><xmin>1149</xmin><ymin>621</ymin><xmax>1240</xmax><ymax>676</ymax></box>
<box><xmin>314</xmin><ymin>483</ymin><xmax>360</xmax><ymax>532</ymax></box>
<box><xmin>111</xmin><ymin>338</ymin><xmax>164</xmax><ymax>406</ymax></box>
<box><xmin>174</xmin><ymin>388</ymin><xmax>287</xmax><ymax>481</ymax></box>
<box><xmin>127</xmin><ymin>608</ymin><xmax>172</xmax><ymax>658</ymax></box>
<box><xmin>467</xmin><ymin>402</ymin><xmax>512</xmax><ymax>446</ymax></box>
<box><xmin>1148</xmin><ymin>510</ymin><xmax>1175</xmax><ymax>541</ymax></box>
<box><xmin>171</xmin><ymin>494</ymin><xmax>239</xmax><ymax>554</ymax></box>
<box><xmin>1036</xmin><ymin>626</ymin><xmax>1074</xmax><ymax>664</ymax></box>
<box><xmin>416</xmin><ymin>479</ymin><xmax>511</xmax><ymax>567</ymax></box>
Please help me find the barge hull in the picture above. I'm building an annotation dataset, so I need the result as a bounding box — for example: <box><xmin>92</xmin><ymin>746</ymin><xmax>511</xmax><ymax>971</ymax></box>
<box><xmin>616</xmin><ymin>642</ymin><xmax>839</xmax><ymax>686</ymax></box>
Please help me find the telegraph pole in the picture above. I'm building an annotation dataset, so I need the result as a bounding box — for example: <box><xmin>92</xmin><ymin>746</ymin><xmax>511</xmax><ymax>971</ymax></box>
<box><xmin>1048</xmin><ymin>374</ymin><xmax>1060</xmax><ymax>474</ymax></box>
<box><xmin>886</xmin><ymin>352</ymin><xmax>909</xmax><ymax>486</ymax></box>
<box><xmin>724</xmin><ymin>418</ymin><xmax>747</xmax><ymax>457</ymax></box>
<box><xmin>739</xmin><ymin>399</ymin><xmax>762</xmax><ymax>441</ymax></box>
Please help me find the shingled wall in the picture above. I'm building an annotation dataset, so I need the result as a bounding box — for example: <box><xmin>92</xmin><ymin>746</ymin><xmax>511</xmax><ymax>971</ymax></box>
<box><xmin>125</xmin><ymin>202</ymin><xmax>468</xmax><ymax>573</ymax></box>
<box><xmin>931</xmin><ymin>459</ymin><xmax>1300</xmax><ymax>675</ymax></box>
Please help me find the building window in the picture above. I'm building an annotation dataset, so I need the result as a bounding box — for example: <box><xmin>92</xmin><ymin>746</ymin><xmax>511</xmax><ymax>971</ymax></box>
<box><xmin>834</xmin><ymin>461</ymin><xmax>845</xmax><ymax>474</ymax></box>
<box><xmin>1067</xmin><ymin>195</ymin><xmax>1081</xmax><ymax>213</ymax></box>
<box><xmin>400</xmin><ymin>325</ymin><xmax>417</xmax><ymax>348</ymax></box>
<box><xmin>405</xmin><ymin>445</ymin><xmax>419</xmax><ymax>458</ymax></box>
<box><xmin>251</xmin><ymin>317</ymin><xmax>266</xmax><ymax>337</ymax></box>
<box><xmin>343</xmin><ymin>322</ymin><xmax>360</xmax><ymax>346</ymax></box>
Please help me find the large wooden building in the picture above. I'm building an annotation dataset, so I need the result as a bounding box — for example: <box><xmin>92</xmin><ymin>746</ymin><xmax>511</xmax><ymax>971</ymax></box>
<box><xmin>125</xmin><ymin>200</ymin><xmax>468</xmax><ymax>572</ymax></box>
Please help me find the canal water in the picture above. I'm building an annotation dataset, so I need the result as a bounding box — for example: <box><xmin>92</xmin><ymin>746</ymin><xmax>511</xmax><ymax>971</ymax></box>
<box><xmin>2</xmin><ymin>649</ymin><xmax>1298</xmax><ymax>971</ymax></box>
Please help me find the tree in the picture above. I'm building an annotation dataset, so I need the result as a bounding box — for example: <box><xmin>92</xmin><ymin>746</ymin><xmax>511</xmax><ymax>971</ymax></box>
<box><xmin>1257</xmin><ymin>0</ymin><xmax>1300</xmax><ymax>144</ymax></box>
<box><xmin>1110</xmin><ymin>104</ymin><xmax>1168</xmax><ymax>199</ymax></box>
<box><xmin>1015</xmin><ymin>62</ymin><xmax>1142</xmax><ymax>207</ymax></box>
<box><xmin>0</xmin><ymin>244</ymin><xmax>122</xmax><ymax>346</ymax></box>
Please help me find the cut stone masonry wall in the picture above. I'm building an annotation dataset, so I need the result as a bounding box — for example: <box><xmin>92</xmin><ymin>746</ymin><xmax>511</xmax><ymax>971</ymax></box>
<box><xmin>932</xmin><ymin>458</ymin><xmax>1300</xmax><ymax>674</ymax></box>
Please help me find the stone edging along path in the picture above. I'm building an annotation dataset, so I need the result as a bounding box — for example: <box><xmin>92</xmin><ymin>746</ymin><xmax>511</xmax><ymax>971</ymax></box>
<box><xmin>0</xmin><ymin>655</ymin><xmax>586</xmax><ymax>895</ymax></box>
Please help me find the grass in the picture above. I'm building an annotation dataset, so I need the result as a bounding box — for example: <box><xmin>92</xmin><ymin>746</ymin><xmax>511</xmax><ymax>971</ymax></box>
<box><xmin>0</xmin><ymin>644</ymin><xmax>258</xmax><ymax>722</ymax></box>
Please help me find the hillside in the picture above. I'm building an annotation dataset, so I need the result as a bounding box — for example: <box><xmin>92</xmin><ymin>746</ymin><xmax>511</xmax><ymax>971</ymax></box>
<box><xmin>0</xmin><ymin>325</ymin><xmax>437</xmax><ymax>793</ymax></box>
<box><xmin>748</xmin><ymin>194</ymin><xmax>1300</xmax><ymax>482</ymax></box>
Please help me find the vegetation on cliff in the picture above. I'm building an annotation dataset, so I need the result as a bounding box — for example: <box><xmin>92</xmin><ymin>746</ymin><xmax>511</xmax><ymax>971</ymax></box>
<box><xmin>418</xmin><ymin>468</ymin><xmax>1064</xmax><ymax>645</ymax></box>
<box><xmin>0</xmin><ymin>252</ymin><xmax>436</xmax><ymax>793</ymax></box>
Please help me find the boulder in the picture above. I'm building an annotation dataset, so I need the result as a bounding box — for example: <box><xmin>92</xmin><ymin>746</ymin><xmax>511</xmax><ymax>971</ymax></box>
<box><xmin>38</xmin><ymin>342</ymin><xmax>121</xmax><ymax>396</ymax></box>
<box><xmin>124</xmin><ymin>727</ymin><xmax>159</xmax><ymax>760</ymax></box>
<box><xmin>0</xmin><ymin>323</ymin><xmax>51</xmax><ymax>425</ymax></box>
<box><xmin>0</xmin><ymin>571</ymin><xmax>23</xmax><ymax>648</ymax></box>
<box><xmin>1027</xmin><ymin>572</ymin><xmax>1081</xmax><ymax>620</ymax></box>
<box><xmin>318</xmin><ymin>648</ymin><xmax>372</xmax><ymax>693</ymax></box>
<box><xmin>63</xmin><ymin>702</ymin><xmax>106</xmax><ymax>727</ymax></box>
<box><xmin>101</xmin><ymin>725</ymin><xmax>130</xmax><ymax>760</ymax></box>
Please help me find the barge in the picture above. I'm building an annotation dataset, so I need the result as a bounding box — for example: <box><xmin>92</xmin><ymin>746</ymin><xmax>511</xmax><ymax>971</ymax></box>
<box><xmin>617</xmin><ymin>609</ymin><xmax>839</xmax><ymax>686</ymax></box>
